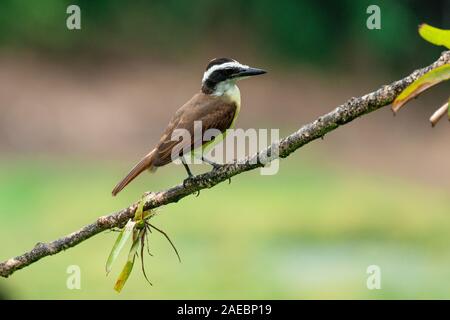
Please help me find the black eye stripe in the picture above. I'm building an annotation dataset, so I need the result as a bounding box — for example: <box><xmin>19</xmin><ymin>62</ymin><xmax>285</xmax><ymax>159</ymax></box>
<box><xmin>208</xmin><ymin>70</ymin><xmax>227</xmax><ymax>83</ymax></box>
<box><xmin>201</xmin><ymin>63</ymin><xmax>243</xmax><ymax>94</ymax></box>
<box><xmin>206</xmin><ymin>67</ymin><xmax>241</xmax><ymax>83</ymax></box>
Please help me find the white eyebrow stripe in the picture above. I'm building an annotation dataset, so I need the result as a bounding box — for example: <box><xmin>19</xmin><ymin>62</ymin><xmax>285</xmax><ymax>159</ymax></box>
<box><xmin>202</xmin><ymin>61</ymin><xmax>248</xmax><ymax>83</ymax></box>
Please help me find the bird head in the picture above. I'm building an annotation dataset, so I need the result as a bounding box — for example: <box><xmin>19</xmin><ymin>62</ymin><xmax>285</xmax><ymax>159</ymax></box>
<box><xmin>202</xmin><ymin>58</ymin><xmax>266</xmax><ymax>95</ymax></box>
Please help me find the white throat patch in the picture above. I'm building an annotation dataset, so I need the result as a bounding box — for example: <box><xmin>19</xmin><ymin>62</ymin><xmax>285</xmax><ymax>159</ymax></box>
<box><xmin>212</xmin><ymin>79</ymin><xmax>239</xmax><ymax>97</ymax></box>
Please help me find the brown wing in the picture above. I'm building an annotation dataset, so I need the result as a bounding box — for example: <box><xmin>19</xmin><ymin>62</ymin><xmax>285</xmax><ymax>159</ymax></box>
<box><xmin>153</xmin><ymin>93</ymin><xmax>237</xmax><ymax>167</ymax></box>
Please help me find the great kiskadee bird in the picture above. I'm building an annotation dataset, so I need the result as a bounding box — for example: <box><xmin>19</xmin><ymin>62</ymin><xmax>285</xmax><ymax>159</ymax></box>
<box><xmin>112</xmin><ymin>58</ymin><xmax>266</xmax><ymax>196</ymax></box>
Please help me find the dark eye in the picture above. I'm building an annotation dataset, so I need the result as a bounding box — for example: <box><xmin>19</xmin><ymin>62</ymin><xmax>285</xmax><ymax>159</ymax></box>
<box><xmin>224</xmin><ymin>68</ymin><xmax>234</xmax><ymax>76</ymax></box>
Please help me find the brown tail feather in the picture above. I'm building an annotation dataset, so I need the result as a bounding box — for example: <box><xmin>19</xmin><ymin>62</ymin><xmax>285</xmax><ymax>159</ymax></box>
<box><xmin>112</xmin><ymin>150</ymin><xmax>156</xmax><ymax>196</ymax></box>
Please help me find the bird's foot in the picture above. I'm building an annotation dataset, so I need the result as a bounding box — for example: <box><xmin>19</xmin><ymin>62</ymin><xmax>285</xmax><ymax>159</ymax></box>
<box><xmin>201</xmin><ymin>157</ymin><xmax>231</xmax><ymax>184</ymax></box>
<box><xmin>183</xmin><ymin>174</ymin><xmax>200</xmax><ymax>197</ymax></box>
<box><xmin>182</xmin><ymin>173</ymin><xmax>194</xmax><ymax>188</ymax></box>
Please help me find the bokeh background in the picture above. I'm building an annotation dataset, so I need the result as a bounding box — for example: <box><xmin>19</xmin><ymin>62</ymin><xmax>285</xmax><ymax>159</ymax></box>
<box><xmin>0</xmin><ymin>0</ymin><xmax>449</xmax><ymax>299</ymax></box>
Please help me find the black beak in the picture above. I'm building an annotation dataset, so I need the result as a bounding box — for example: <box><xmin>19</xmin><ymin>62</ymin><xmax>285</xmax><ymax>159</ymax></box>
<box><xmin>236</xmin><ymin>67</ymin><xmax>267</xmax><ymax>77</ymax></box>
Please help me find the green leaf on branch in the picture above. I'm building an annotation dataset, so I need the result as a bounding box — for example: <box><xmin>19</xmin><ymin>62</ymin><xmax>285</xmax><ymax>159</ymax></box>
<box><xmin>105</xmin><ymin>219</ymin><xmax>136</xmax><ymax>274</ymax></box>
<box><xmin>419</xmin><ymin>24</ymin><xmax>450</xmax><ymax>49</ymax></box>
<box><xmin>134</xmin><ymin>196</ymin><xmax>150</xmax><ymax>229</ymax></box>
<box><xmin>113</xmin><ymin>229</ymin><xmax>143</xmax><ymax>293</ymax></box>
<box><xmin>107</xmin><ymin>195</ymin><xmax>157</xmax><ymax>292</ymax></box>
<box><xmin>392</xmin><ymin>64</ymin><xmax>450</xmax><ymax>113</ymax></box>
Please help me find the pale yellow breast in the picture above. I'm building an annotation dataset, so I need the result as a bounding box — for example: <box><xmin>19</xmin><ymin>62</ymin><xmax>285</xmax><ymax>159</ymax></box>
<box><xmin>200</xmin><ymin>84</ymin><xmax>241</xmax><ymax>154</ymax></box>
<box><xmin>223</xmin><ymin>83</ymin><xmax>241</xmax><ymax>127</ymax></box>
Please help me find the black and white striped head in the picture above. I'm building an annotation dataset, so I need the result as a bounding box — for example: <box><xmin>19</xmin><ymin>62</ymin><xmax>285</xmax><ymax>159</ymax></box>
<box><xmin>201</xmin><ymin>58</ymin><xmax>266</xmax><ymax>95</ymax></box>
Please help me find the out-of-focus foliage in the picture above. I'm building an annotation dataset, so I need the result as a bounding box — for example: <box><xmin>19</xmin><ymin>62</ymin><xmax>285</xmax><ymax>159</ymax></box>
<box><xmin>0</xmin><ymin>0</ymin><xmax>449</xmax><ymax>299</ymax></box>
<box><xmin>0</xmin><ymin>0</ymin><xmax>447</xmax><ymax>68</ymax></box>
<box><xmin>3</xmin><ymin>160</ymin><xmax>450</xmax><ymax>299</ymax></box>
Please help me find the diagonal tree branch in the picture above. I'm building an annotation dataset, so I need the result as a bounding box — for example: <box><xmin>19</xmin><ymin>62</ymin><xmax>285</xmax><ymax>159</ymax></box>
<box><xmin>1</xmin><ymin>51</ymin><xmax>449</xmax><ymax>278</ymax></box>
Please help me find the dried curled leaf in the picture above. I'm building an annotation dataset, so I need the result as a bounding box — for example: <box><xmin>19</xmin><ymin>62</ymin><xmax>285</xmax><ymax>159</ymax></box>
<box><xmin>392</xmin><ymin>64</ymin><xmax>450</xmax><ymax>113</ymax></box>
<box><xmin>429</xmin><ymin>100</ymin><xmax>449</xmax><ymax>127</ymax></box>
<box><xmin>419</xmin><ymin>24</ymin><xmax>450</xmax><ymax>49</ymax></box>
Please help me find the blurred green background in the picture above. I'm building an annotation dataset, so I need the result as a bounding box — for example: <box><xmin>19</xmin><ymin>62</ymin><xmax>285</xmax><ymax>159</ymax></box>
<box><xmin>0</xmin><ymin>0</ymin><xmax>449</xmax><ymax>299</ymax></box>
